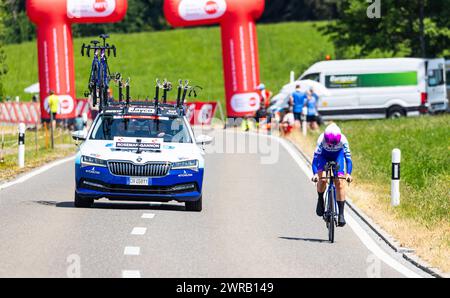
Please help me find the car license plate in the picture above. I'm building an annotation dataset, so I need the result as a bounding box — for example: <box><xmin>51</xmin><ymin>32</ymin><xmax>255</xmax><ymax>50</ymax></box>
<box><xmin>129</xmin><ymin>177</ymin><xmax>149</xmax><ymax>186</ymax></box>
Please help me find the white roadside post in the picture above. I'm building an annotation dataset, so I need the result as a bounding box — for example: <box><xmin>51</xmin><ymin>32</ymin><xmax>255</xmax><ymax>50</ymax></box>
<box><xmin>302</xmin><ymin>106</ymin><xmax>308</xmax><ymax>136</ymax></box>
<box><xmin>391</xmin><ymin>148</ymin><xmax>401</xmax><ymax>206</ymax></box>
<box><xmin>290</xmin><ymin>71</ymin><xmax>295</xmax><ymax>84</ymax></box>
<box><xmin>18</xmin><ymin>123</ymin><xmax>26</xmax><ymax>168</ymax></box>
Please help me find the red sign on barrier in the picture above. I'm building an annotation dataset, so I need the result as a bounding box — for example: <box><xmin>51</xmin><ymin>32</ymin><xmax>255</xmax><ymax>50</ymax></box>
<box><xmin>185</xmin><ymin>102</ymin><xmax>218</xmax><ymax>125</ymax></box>
<box><xmin>0</xmin><ymin>102</ymin><xmax>41</xmax><ymax>124</ymax></box>
<box><xmin>0</xmin><ymin>100</ymin><xmax>218</xmax><ymax>126</ymax></box>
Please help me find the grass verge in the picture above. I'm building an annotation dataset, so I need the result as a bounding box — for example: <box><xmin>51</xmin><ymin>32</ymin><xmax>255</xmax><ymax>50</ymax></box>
<box><xmin>287</xmin><ymin>114</ymin><xmax>450</xmax><ymax>273</ymax></box>
<box><xmin>0</xmin><ymin>126</ymin><xmax>76</xmax><ymax>182</ymax></box>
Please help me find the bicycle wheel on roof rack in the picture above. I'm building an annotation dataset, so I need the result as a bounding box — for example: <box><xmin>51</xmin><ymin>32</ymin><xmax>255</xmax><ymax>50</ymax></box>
<box><xmin>90</xmin><ymin>63</ymin><xmax>99</xmax><ymax>107</ymax></box>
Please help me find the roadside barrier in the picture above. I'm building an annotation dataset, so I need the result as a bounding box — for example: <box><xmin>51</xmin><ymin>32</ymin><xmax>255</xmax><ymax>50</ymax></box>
<box><xmin>1</xmin><ymin>100</ymin><xmax>219</xmax><ymax>126</ymax></box>
<box><xmin>0</xmin><ymin>102</ymin><xmax>40</xmax><ymax>125</ymax></box>
<box><xmin>185</xmin><ymin>102</ymin><xmax>219</xmax><ymax>126</ymax></box>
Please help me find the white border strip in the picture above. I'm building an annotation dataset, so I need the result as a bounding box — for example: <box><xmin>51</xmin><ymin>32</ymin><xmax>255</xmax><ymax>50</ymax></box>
<box><xmin>0</xmin><ymin>155</ymin><xmax>76</xmax><ymax>191</ymax></box>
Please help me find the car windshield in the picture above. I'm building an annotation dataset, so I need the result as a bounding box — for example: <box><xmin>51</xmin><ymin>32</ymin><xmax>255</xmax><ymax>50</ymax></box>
<box><xmin>89</xmin><ymin>116</ymin><xmax>192</xmax><ymax>143</ymax></box>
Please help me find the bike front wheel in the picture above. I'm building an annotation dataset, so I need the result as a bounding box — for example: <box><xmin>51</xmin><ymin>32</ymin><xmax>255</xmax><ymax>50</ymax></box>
<box><xmin>327</xmin><ymin>189</ymin><xmax>336</xmax><ymax>243</ymax></box>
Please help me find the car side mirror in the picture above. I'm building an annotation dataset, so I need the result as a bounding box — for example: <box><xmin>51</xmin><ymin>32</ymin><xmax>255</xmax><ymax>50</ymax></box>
<box><xmin>72</xmin><ymin>130</ymin><xmax>87</xmax><ymax>141</ymax></box>
<box><xmin>196</xmin><ymin>135</ymin><xmax>213</xmax><ymax>145</ymax></box>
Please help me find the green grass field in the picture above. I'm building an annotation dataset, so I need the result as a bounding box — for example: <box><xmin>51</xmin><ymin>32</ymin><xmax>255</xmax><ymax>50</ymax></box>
<box><xmin>337</xmin><ymin>115</ymin><xmax>450</xmax><ymax>226</ymax></box>
<box><xmin>2</xmin><ymin>22</ymin><xmax>334</xmax><ymax>106</ymax></box>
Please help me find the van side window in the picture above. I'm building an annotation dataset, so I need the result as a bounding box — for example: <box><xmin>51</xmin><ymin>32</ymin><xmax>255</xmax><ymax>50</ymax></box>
<box><xmin>446</xmin><ymin>70</ymin><xmax>450</xmax><ymax>87</ymax></box>
<box><xmin>301</xmin><ymin>73</ymin><xmax>320</xmax><ymax>82</ymax></box>
<box><xmin>428</xmin><ymin>69</ymin><xmax>444</xmax><ymax>87</ymax></box>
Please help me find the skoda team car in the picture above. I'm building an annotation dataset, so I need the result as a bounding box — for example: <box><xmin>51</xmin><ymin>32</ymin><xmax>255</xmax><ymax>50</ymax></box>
<box><xmin>72</xmin><ymin>104</ymin><xmax>211</xmax><ymax>211</ymax></box>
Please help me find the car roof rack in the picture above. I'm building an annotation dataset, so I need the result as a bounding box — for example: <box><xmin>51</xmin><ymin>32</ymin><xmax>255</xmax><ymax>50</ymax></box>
<box><xmin>101</xmin><ymin>78</ymin><xmax>202</xmax><ymax>118</ymax></box>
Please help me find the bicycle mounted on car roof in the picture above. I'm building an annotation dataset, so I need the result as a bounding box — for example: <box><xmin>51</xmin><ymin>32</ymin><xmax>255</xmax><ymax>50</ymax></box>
<box><xmin>81</xmin><ymin>34</ymin><xmax>116</xmax><ymax>112</ymax></box>
<box><xmin>82</xmin><ymin>35</ymin><xmax>202</xmax><ymax>115</ymax></box>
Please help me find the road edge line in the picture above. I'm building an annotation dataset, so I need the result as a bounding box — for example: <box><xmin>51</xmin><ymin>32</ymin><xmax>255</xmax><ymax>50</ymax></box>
<box><xmin>235</xmin><ymin>130</ymin><xmax>427</xmax><ymax>277</ymax></box>
<box><xmin>279</xmin><ymin>135</ymin><xmax>445</xmax><ymax>278</ymax></box>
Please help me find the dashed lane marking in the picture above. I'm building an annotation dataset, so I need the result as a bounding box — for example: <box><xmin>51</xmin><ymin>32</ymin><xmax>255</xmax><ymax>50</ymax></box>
<box><xmin>122</xmin><ymin>270</ymin><xmax>141</xmax><ymax>278</ymax></box>
<box><xmin>131</xmin><ymin>227</ymin><xmax>147</xmax><ymax>235</ymax></box>
<box><xmin>124</xmin><ymin>246</ymin><xmax>141</xmax><ymax>256</ymax></box>
<box><xmin>142</xmin><ymin>213</ymin><xmax>155</xmax><ymax>219</ymax></box>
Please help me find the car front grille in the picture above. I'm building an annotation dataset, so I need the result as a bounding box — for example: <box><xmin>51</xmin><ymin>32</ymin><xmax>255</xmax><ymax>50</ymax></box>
<box><xmin>108</xmin><ymin>161</ymin><xmax>171</xmax><ymax>177</ymax></box>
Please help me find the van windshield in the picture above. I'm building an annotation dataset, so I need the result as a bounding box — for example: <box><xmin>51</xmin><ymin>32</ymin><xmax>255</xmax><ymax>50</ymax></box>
<box><xmin>301</xmin><ymin>73</ymin><xmax>320</xmax><ymax>82</ymax></box>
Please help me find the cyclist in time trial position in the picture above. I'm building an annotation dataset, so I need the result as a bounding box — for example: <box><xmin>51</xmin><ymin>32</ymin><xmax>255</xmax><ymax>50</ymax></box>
<box><xmin>311</xmin><ymin>123</ymin><xmax>353</xmax><ymax>227</ymax></box>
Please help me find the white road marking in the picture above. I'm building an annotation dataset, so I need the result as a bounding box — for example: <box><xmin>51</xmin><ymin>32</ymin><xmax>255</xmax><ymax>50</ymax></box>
<box><xmin>124</xmin><ymin>246</ymin><xmax>140</xmax><ymax>256</ymax></box>
<box><xmin>142</xmin><ymin>213</ymin><xmax>155</xmax><ymax>219</ymax></box>
<box><xmin>122</xmin><ymin>270</ymin><xmax>141</xmax><ymax>278</ymax></box>
<box><xmin>271</xmin><ymin>134</ymin><xmax>423</xmax><ymax>278</ymax></box>
<box><xmin>131</xmin><ymin>227</ymin><xmax>147</xmax><ymax>235</ymax></box>
<box><xmin>0</xmin><ymin>155</ymin><xmax>76</xmax><ymax>191</ymax></box>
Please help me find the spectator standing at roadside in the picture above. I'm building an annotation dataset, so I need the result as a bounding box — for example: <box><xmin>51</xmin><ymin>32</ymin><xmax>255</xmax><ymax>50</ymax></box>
<box><xmin>305</xmin><ymin>88</ymin><xmax>319</xmax><ymax>131</ymax></box>
<box><xmin>290</xmin><ymin>84</ymin><xmax>306</xmax><ymax>130</ymax></box>
<box><xmin>47</xmin><ymin>90</ymin><xmax>59</xmax><ymax>130</ymax></box>
<box><xmin>281</xmin><ymin>107</ymin><xmax>295</xmax><ymax>136</ymax></box>
<box><xmin>73</xmin><ymin>113</ymin><xmax>84</xmax><ymax>131</ymax></box>
<box><xmin>256</xmin><ymin>83</ymin><xmax>273</xmax><ymax>130</ymax></box>
<box><xmin>257</xmin><ymin>83</ymin><xmax>273</xmax><ymax>109</ymax></box>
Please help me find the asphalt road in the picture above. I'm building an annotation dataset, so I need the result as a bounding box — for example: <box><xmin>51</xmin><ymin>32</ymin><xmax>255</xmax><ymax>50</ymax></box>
<box><xmin>0</xmin><ymin>129</ymin><xmax>430</xmax><ymax>278</ymax></box>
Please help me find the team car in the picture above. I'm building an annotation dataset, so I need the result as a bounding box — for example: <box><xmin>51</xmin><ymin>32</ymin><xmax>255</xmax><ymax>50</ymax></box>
<box><xmin>72</xmin><ymin>98</ymin><xmax>212</xmax><ymax>212</ymax></box>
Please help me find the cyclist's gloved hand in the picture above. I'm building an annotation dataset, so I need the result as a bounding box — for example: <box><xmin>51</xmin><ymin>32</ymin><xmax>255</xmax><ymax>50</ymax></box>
<box><xmin>346</xmin><ymin>174</ymin><xmax>353</xmax><ymax>183</ymax></box>
<box><xmin>311</xmin><ymin>174</ymin><xmax>319</xmax><ymax>183</ymax></box>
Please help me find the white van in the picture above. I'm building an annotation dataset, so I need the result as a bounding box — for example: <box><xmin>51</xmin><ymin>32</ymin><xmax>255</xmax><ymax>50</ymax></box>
<box><xmin>275</xmin><ymin>58</ymin><xmax>447</xmax><ymax>120</ymax></box>
<box><xmin>445</xmin><ymin>60</ymin><xmax>450</xmax><ymax>104</ymax></box>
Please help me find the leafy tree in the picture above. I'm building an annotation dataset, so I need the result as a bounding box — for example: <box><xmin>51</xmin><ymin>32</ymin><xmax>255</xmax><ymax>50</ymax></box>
<box><xmin>0</xmin><ymin>1</ymin><xmax>8</xmax><ymax>98</ymax></box>
<box><xmin>72</xmin><ymin>0</ymin><xmax>169</xmax><ymax>38</ymax></box>
<box><xmin>321</xmin><ymin>0</ymin><xmax>450</xmax><ymax>58</ymax></box>
<box><xmin>262</xmin><ymin>0</ymin><xmax>340</xmax><ymax>23</ymax></box>
<box><xmin>3</xmin><ymin>0</ymin><xmax>341</xmax><ymax>44</ymax></box>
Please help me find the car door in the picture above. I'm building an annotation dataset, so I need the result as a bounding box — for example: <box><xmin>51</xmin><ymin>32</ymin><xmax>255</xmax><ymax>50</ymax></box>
<box><xmin>426</xmin><ymin>58</ymin><xmax>447</xmax><ymax>111</ymax></box>
<box><xmin>319</xmin><ymin>73</ymin><xmax>360</xmax><ymax>117</ymax></box>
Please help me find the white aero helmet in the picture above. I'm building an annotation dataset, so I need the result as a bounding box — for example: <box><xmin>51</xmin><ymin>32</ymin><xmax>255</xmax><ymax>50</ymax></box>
<box><xmin>324</xmin><ymin>123</ymin><xmax>342</xmax><ymax>145</ymax></box>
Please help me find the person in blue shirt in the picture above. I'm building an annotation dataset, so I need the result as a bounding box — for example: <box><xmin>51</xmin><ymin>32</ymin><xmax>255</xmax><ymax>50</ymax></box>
<box><xmin>305</xmin><ymin>88</ymin><xmax>319</xmax><ymax>130</ymax></box>
<box><xmin>289</xmin><ymin>84</ymin><xmax>306</xmax><ymax>129</ymax></box>
<box><xmin>311</xmin><ymin>123</ymin><xmax>353</xmax><ymax>226</ymax></box>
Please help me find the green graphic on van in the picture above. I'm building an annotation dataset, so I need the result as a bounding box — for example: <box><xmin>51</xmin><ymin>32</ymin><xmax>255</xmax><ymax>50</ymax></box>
<box><xmin>325</xmin><ymin>72</ymin><xmax>418</xmax><ymax>88</ymax></box>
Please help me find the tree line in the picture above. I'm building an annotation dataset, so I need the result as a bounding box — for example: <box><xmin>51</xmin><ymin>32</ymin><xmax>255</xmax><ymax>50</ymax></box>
<box><xmin>0</xmin><ymin>0</ymin><xmax>448</xmax><ymax>96</ymax></box>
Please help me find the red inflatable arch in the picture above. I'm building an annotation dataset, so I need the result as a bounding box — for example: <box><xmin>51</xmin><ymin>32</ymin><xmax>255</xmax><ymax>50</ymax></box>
<box><xmin>164</xmin><ymin>0</ymin><xmax>265</xmax><ymax>118</ymax></box>
<box><xmin>26</xmin><ymin>0</ymin><xmax>127</xmax><ymax>120</ymax></box>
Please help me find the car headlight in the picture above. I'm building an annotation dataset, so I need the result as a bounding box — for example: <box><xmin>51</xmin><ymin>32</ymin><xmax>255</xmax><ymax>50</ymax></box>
<box><xmin>81</xmin><ymin>155</ymin><xmax>107</xmax><ymax>167</ymax></box>
<box><xmin>171</xmin><ymin>160</ymin><xmax>199</xmax><ymax>171</ymax></box>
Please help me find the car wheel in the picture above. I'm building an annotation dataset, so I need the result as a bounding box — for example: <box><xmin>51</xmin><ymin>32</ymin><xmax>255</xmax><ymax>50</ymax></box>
<box><xmin>74</xmin><ymin>192</ymin><xmax>93</xmax><ymax>208</ymax></box>
<box><xmin>387</xmin><ymin>106</ymin><xmax>406</xmax><ymax>119</ymax></box>
<box><xmin>185</xmin><ymin>196</ymin><xmax>202</xmax><ymax>212</ymax></box>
